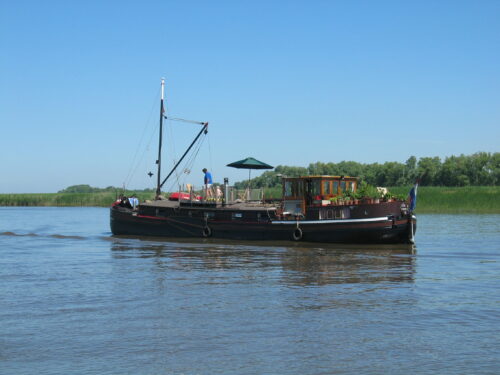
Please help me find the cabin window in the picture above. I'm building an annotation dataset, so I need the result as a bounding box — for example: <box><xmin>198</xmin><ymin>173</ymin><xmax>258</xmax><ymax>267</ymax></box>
<box><xmin>284</xmin><ymin>180</ymin><xmax>304</xmax><ymax>197</ymax></box>
<box><xmin>340</xmin><ymin>181</ymin><xmax>346</xmax><ymax>192</ymax></box>
<box><xmin>333</xmin><ymin>180</ymin><xmax>339</xmax><ymax>195</ymax></box>
<box><xmin>294</xmin><ymin>181</ymin><xmax>303</xmax><ymax>197</ymax></box>
<box><xmin>322</xmin><ymin>181</ymin><xmax>331</xmax><ymax>195</ymax></box>
<box><xmin>232</xmin><ymin>212</ymin><xmax>243</xmax><ymax>220</ymax></box>
<box><xmin>310</xmin><ymin>180</ymin><xmax>320</xmax><ymax>196</ymax></box>
<box><xmin>285</xmin><ymin>180</ymin><xmax>304</xmax><ymax>197</ymax></box>
<box><xmin>284</xmin><ymin>181</ymin><xmax>292</xmax><ymax>197</ymax></box>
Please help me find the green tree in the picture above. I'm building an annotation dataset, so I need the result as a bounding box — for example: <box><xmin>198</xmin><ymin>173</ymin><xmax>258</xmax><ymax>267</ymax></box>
<box><xmin>417</xmin><ymin>157</ymin><xmax>441</xmax><ymax>186</ymax></box>
<box><xmin>230</xmin><ymin>152</ymin><xmax>500</xmax><ymax>188</ymax></box>
<box><xmin>489</xmin><ymin>152</ymin><xmax>500</xmax><ymax>185</ymax></box>
<box><xmin>405</xmin><ymin>156</ymin><xmax>418</xmax><ymax>184</ymax></box>
<box><xmin>468</xmin><ymin>152</ymin><xmax>493</xmax><ymax>185</ymax></box>
<box><xmin>58</xmin><ymin>184</ymin><xmax>97</xmax><ymax>193</ymax></box>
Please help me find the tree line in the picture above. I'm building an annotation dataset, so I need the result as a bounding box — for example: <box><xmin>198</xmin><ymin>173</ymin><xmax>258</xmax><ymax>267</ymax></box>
<box><xmin>59</xmin><ymin>152</ymin><xmax>498</xmax><ymax>193</ymax></box>
<box><xmin>235</xmin><ymin>152</ymin><xmax>499</xmax><ymax>189</ymax></box>
<box><xmin>58</xmin><ymin>184</ymin><xmax>155</xmax><ymax>194</ymax></box>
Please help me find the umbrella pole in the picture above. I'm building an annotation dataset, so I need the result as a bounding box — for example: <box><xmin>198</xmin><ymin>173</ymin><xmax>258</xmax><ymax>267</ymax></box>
<box><xmin>247</xmin><ymin>170</ymin><xmax>251</xmax><ymax>200</ymax></box>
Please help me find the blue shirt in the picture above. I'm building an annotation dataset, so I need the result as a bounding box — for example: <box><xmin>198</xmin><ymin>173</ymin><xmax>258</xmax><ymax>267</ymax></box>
<box><xmin>204</xmin><ymin>171</ymin><xmax>213</xmax><ymax>184</ymax></box>
<box><xmin>129</xmin><ymin>197</ymin><xmax>139</xmax><ymax>208</ymax></box>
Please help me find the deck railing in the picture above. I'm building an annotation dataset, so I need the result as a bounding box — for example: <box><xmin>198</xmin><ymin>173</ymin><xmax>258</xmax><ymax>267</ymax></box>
<box><xmin>173</xmin><ymin>185</ymin><xmax>265</xmax><ymax>203</ymax></box>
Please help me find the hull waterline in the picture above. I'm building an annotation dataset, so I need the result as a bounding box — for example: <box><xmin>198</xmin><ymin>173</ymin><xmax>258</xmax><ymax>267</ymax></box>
<box><xmin>110</xmin><ymin>205</ymin><xmax>416</xmax><ymax>244</ymax></box>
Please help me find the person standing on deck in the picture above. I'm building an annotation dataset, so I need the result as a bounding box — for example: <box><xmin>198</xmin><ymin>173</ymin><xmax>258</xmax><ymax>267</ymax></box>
<box><xmin>202</xmin><ymin>168</ymin><xmax>213</xmax><ymax>199</ymax></box>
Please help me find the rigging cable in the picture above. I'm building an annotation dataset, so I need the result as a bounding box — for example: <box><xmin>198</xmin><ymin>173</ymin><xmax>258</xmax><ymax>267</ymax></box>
<box><xmin>163</xmin><ymin>115</ymin><xmax>206</xmax><ymax>190</ymax></box>
<box><xmin>181</xmin><ymin>134</ymin><xmax>206</xmax><ymax>181</ymax></box>
<box><xmin>122</xmin><ymin>87</ymin><xmax>161</xmax><ymax>189</ymax></box>
<box><xmin>167</xmin><ymin>134</ymin><xmax>206</xmax><ymax>192</ymax></box>
<box><xmin>124</xmin><ymin>119</ymin><xmax>160</xmax><ymax>190</ymax></box>
<box><xmin>165</xmin><ymin>132</ymin><xmax>207</xmax><ymax>193</ymax></box>
<box><xmin>165</xmin><ymin>119</ymin><xmax>181</xmax><ymax>188</ymax></box>
<box><xmin>163</xmin><ymin>100</ymin><xmax>189</xmax><ymax>191</ymax></box>
<box><xmin>120</xmin><ymin>84</ymin><xmax>210</xmax><ymax>194</ymax></box>
<box><xmin>206</xmin><ymin>129</ymin><xmax>214</xmax><ymax>182</ymax></box>
<box><xmin>159</xmin><ymin>97</ymin><xmax>181</xmax><ymax>193</ymax></box>
<box><xmin>165</xmin><ymin>117</ymin><xmax>205</xmax><ymax>125</ymax></box>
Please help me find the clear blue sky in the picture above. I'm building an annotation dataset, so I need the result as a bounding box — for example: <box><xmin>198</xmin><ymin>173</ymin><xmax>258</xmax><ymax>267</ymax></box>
<box><xmin>1</xmin><ymin>0</ymin><xmax>499</xmax><ymax>193</ymax></box>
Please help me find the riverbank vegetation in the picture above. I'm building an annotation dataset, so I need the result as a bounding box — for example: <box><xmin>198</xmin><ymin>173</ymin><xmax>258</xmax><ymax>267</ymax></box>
<box><xmin>1</xmin><ymin>152</ymin><xmax>498</xmax><ymax>213</ymax></box>
<box><xmin>0</xmin><ymin>191</ymin><xmax>155</xmax><ymax>207</ymax></box>
<box><xmin>1</xmin><ymin>186</ymin><xmax>498</xmax><ymax>214</ymax></box>
<box><xmin>387</xmin><ymin>186</ymin><xmax>500</xmax><ymax>214</ymax></box>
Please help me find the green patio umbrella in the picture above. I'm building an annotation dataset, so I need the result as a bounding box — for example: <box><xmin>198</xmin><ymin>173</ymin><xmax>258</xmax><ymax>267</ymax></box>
<box><xmin>227</xmin><ymin>157</ymin><xmax>274</xmax><ymax>190</ymax></box>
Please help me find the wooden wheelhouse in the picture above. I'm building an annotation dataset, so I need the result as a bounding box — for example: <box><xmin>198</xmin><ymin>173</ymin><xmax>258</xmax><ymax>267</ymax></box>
<box><xmin>282</xmin><ymin>176</ymin><xmax>358</xmax><ymax>216</ymax></box>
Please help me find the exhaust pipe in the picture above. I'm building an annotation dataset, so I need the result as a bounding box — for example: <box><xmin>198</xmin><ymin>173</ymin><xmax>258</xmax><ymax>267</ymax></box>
<box><xmin>223</xmin><ymin>177</ymin><xmax>229</xmax><ymax>206</ymax></box>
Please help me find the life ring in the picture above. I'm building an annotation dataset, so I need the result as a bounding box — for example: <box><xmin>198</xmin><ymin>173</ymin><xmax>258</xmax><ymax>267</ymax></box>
<box><xmin>292</xmin><ymin>227</ymin><xmax>303</xmax><ymax>241</ymax></box>
<box><xmin>202</xmin><ymin>226</ymin><xmax>212</xmax><ymax>238</ymax></box>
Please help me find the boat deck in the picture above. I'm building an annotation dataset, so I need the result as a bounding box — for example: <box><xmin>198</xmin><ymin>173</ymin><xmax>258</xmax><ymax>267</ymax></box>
<box><xmin>140</xmin><ymin>199</ymin><xmax>278</xmax><ymax>211</ymax></box>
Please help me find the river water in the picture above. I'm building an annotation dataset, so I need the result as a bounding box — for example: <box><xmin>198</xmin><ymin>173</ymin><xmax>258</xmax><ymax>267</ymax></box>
<box><xmin>0</xmin><ymin>207</ymin><xmax>499</xmax><ymax>375</ymax></box>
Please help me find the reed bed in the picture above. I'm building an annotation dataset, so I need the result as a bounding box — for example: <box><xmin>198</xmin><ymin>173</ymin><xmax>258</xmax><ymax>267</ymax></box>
<box><xmin>388</xmin><ymin>186</ymin><xmax>500</xmax><ymax>214</ymax></box>
<box><xmin>0</xmin><ymin>192</ymin><xmax>155</xmax><ymax>207</ymax></box>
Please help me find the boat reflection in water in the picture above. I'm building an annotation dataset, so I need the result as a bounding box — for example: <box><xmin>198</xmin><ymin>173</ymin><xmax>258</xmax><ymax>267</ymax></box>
<box><xmin>109</xmin><ymin>237</ymin><xmax>416</xmax><ymax>287</ymax></box>
<box><xmin>279</xmin><ymin>243</ymin><xmax>415</xmax><ymax>286</ymax></box>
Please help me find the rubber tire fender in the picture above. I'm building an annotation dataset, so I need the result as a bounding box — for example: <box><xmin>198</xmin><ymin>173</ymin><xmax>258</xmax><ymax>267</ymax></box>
<box><xmin>202</xmin><ymin>226</ymin><xmax>212</xmax><ymax>238</ymax></box>
<box><xmin>292</xmin><ymin>227</ymin><xmax>303</xmax><ymax>241</ymax></box>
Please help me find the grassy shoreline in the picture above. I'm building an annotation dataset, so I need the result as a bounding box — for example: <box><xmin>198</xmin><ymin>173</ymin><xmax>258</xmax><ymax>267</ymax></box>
<box><xmin>0</xmin><ymin>191</ymin><xmax>155</xmax><ymax>208</ymax></box>
<box><xmin>388</xmin><ymin>186</ymin><xmax>500</xmax><ymax>214</ymax></box>
<box><xmin>0</xmin><ymin>187</ymin><xmax>499</xmax><ymax>214</ymax></box>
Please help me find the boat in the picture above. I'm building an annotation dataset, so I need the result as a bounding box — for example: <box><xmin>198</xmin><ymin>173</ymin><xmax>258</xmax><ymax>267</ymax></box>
<box><xmin>110</xmin><ymin>80</ymin><xmax>417</xmax><ymax>244</ymax></box>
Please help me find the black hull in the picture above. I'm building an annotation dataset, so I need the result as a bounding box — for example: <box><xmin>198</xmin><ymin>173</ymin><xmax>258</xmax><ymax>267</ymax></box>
<box><xmin>110</xmin><ymin>206</ymin><xmax>416</xmax><ymax>244</ymax></box>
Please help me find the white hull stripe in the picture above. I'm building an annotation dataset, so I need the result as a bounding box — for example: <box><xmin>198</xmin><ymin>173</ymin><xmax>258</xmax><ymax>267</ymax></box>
<box><xmin>271</xmin><ymin>216</ymin><xmax>390</xmax><ymax>225</ymax></box>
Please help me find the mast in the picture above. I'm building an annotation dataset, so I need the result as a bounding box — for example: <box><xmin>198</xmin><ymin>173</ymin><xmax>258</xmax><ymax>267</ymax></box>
<box><xmin>156</xmin><ymin>78</ymin><xmax>165</xmax><ymax>198</ymax></box>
